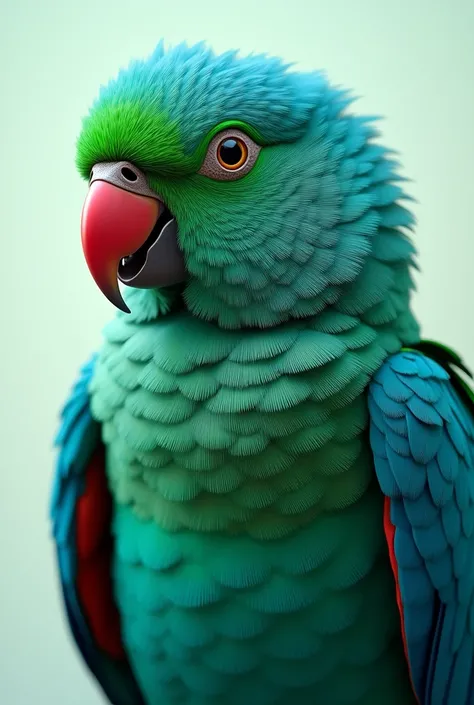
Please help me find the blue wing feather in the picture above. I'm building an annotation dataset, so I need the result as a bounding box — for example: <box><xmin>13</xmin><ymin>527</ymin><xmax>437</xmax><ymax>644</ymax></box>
<box><xmin>50</xmin><ymin>355</ymin><xmax>144</xmax><ymax>705</ymax></box>
<box><xmin>369</xmin><ymin>348</ymin><xmax>474</xmax><ymax>705</ymax></box>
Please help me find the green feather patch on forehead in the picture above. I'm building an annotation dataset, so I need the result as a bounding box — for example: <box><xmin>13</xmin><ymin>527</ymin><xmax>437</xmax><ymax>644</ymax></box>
<box><xmin>76</xmin><ymin>103</ymin><xmax>188</xmax><ymax>178</ymax></box>
<box><xmin>76</xmin><ymin>40</ymin><xmax>330</xmax><ymax>178</ymax></box>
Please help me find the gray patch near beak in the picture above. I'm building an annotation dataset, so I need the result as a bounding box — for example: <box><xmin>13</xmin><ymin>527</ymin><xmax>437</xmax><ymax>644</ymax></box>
<box><xmin>117</xmin><ymin>218</ymin><xmax>187</xmax><ymax>289</ymax></box>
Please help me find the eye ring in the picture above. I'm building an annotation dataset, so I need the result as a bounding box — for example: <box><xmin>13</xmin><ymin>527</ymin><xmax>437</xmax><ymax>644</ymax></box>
<box><xmin>198</xmin><ymin>127</ymin><xmax>261</xmax><ymax>181</ymax></box>
<box><xmin>217</xmin><ymin>137</ymin><xmax>249</xmax><ymax>171</ymax></box>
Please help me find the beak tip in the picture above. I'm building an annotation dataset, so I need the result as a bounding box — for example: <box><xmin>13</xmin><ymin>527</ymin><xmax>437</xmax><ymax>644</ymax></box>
<box><xmin>104</xmin><ymin>288</ymin><xmax>131</xmax><ymax>314</ymax></box>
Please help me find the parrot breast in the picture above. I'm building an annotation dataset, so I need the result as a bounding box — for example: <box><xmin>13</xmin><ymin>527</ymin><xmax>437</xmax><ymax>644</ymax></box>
<box><xmin>89</xmin><ymin>294</ymin><xmax>420</xmax><ymax>705</ymax></box>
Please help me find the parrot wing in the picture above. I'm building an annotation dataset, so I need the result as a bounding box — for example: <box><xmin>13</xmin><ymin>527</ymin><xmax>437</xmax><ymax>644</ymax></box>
<box><xmin>50</xmin><ymin>355</ymin><xmax>144</xmax><ymax>705</ymax></box>
<box><xmin>368</xmin><ymin>341</ymin><xmax>474</xmax><ymax>705</ymax></box>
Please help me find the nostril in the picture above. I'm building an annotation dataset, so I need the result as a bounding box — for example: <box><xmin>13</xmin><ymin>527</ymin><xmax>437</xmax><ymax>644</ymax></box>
<box><xmin>121</xmin><ymin>166</ymin><xmax>138</xmax><ymax>182</ymax></box>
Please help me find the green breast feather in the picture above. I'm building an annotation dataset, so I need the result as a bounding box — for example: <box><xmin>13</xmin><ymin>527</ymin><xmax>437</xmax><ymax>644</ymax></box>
<box><xmin>87</xmin><ymin>291</ymin><xmax>419</xmax><ymax>705</ymax></box>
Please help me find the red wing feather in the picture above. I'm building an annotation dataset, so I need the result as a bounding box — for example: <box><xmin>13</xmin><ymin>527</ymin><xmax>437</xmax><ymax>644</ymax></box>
<box><xmin>75</xmin><ymin>447</ymin><xmax>124</xmax><ymax>659</ymax></box>
<box><xmin>383</xmin><ymin>496</ymin><xmax>419</xmax><ymax>703</ymax></box>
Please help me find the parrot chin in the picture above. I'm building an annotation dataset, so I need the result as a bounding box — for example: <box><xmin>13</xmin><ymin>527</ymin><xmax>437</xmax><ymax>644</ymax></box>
<box><xmin>81</xmin><ymin>161</ymin><xmax>187</xmax><ymax>313</ymax></box>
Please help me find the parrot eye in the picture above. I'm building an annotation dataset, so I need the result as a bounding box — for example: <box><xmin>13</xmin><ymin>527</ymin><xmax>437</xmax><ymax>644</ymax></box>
<box><xmin>217</xmin><ymin>138</ymin><xmax>248</xmax><ymax>170</ymax></box>
<box><xmin>198</xmin><ymin>128</ymin><xmax>261</xmax><ymax>181</ymax></box>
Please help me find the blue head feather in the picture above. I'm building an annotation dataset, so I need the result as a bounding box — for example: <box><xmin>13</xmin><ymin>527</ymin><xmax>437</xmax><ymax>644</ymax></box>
<box><xmin>93</xmin><ymin>40</ymin><xmax>332</xmax><ymax>152</ymax></box>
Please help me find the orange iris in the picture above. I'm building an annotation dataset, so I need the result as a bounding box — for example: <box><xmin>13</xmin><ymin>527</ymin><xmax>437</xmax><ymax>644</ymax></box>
<box><xmin>217</xmin><ymin>137</ymin><xmax>248</xmax><ymax>170</ymax></box>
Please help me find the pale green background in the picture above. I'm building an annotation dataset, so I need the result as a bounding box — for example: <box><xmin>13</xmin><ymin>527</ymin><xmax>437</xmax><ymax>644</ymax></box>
<box><xmin>1</xmin><ymin>0</ymin><xmax>473</xmax><ymax>702</ymax></box>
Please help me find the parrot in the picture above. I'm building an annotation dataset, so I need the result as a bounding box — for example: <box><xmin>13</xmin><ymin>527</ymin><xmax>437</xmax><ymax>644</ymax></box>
<box><xmin>50</xmin><ymin>40</ymin><xmax>474</xmax><ymax>705</ymax></box>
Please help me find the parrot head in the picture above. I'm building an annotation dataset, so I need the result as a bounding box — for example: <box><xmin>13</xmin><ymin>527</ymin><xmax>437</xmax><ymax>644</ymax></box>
<box><xmin>78</xmin><ymin>41</ymin><xmax>415</xmax><ymax>328</ymax></box>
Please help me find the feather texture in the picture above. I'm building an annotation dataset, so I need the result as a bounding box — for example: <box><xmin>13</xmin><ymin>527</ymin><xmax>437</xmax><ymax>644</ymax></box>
<box><xmin>368</xmin><ymin>350</ymin><xmax>474</xmax><ymax>705</ymax></box>
<box><xmin>84</xmin><ymin>297</ymin><xmax>420</xmax><ymax>705</ymax></box>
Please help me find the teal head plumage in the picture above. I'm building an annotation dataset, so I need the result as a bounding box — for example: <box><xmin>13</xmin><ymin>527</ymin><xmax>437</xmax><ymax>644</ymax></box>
<box><xmin>77</xmin><ymin>41</ymin><xmax>417</xmax><ymax>330</ymax></box>
<box><xmin>51</xmin><ymin>40</ymin><xmax>474</xmax><ymax>705</ymax></box>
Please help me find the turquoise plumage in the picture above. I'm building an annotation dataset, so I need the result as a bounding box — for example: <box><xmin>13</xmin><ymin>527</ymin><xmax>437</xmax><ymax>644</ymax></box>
<box><xmin>369</xmin><ymin>346</ymin><xmax>474</xmax><ymax>705</ymax></box>
<box><xmin>50</xmin><ymin>40</ymin><xmax>474</xmax><ymax>705</ymax></box>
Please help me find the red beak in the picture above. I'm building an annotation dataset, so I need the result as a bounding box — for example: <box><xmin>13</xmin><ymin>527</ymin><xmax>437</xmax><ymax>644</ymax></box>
<box><xmin>81</xmin><ymin>180</ymin><xmax>160</xmax><ymax>312</ymax></box>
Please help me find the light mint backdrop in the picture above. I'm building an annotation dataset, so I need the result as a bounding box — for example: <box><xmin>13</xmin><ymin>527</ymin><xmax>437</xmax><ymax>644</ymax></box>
<box><xmin>1</xmin><ymin>0</ymin><xmax>473</xmax><ymax>703</ymax></box>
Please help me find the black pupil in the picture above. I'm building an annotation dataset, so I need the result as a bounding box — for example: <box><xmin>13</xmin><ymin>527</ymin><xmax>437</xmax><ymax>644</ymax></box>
<box><xmin>219</xmin><ymin>139</ymin><xmax>243</xmax><ymax>166</ymax></box>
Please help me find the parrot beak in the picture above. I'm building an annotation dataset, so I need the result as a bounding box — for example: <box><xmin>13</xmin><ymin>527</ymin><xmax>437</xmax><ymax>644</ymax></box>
<box><xmin>81</xmin><ymin>161</ymin><xmax>186</xmax><ymax>313</ymax></box>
